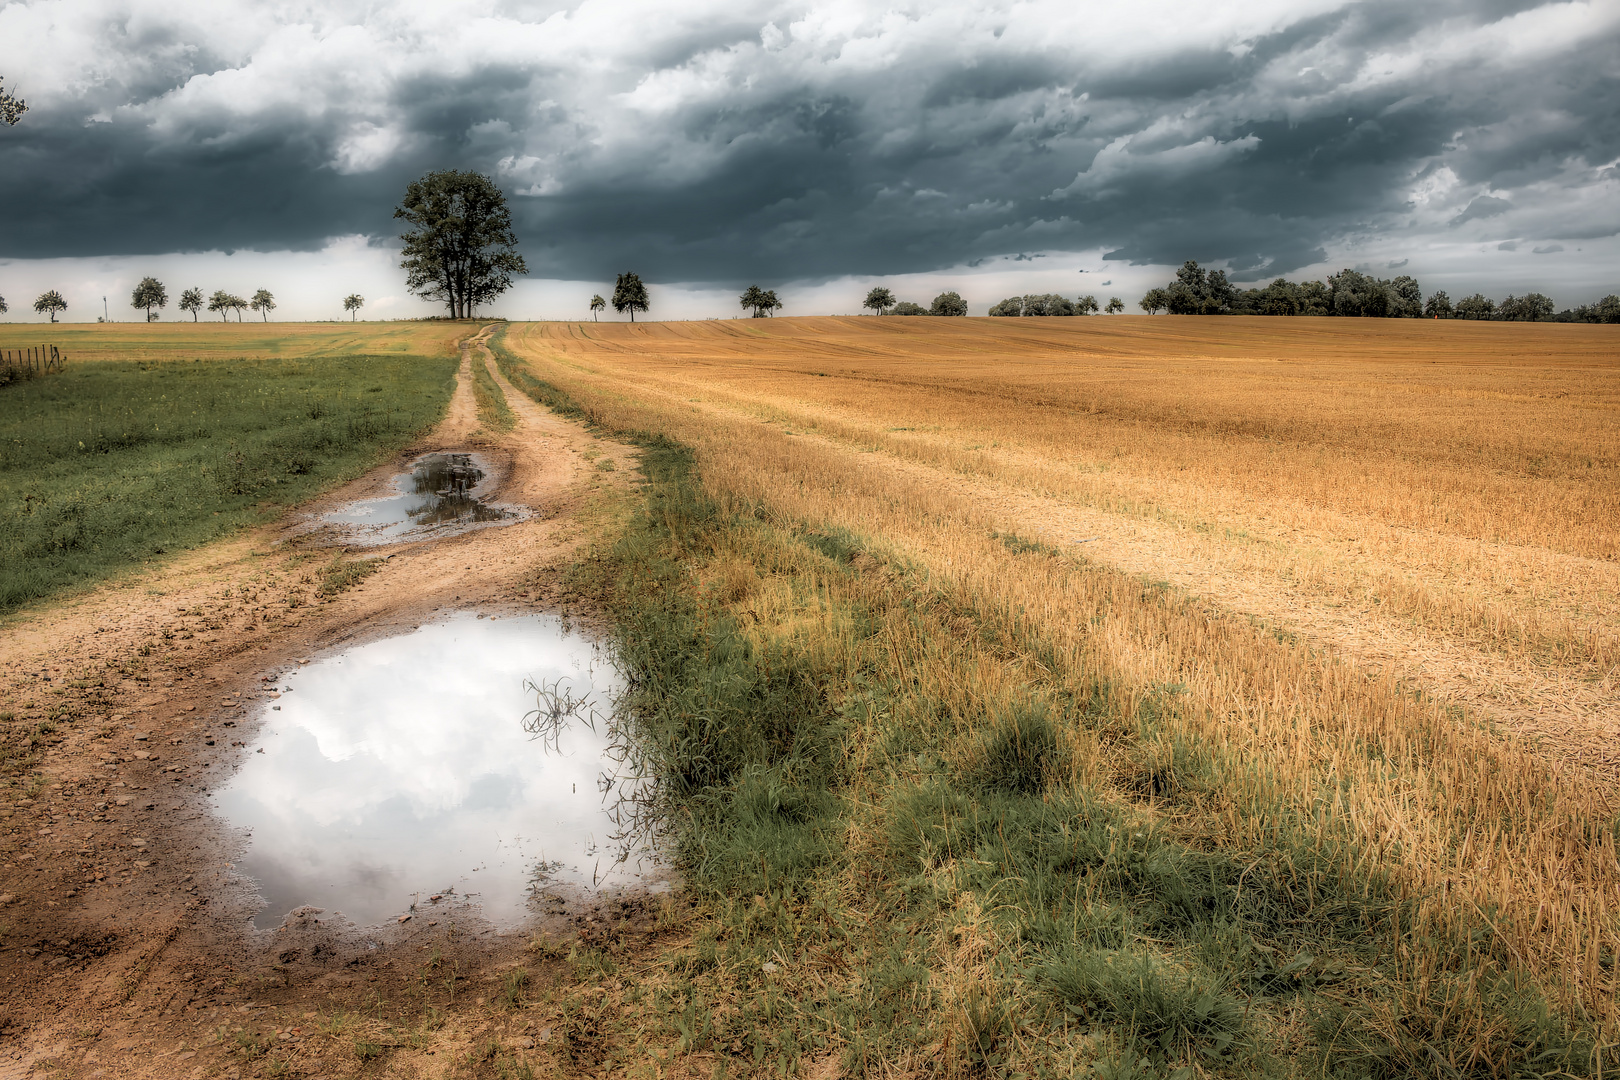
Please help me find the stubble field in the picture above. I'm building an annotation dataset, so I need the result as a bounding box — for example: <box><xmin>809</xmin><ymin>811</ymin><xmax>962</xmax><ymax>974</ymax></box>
<box><xmin>498</xmin><ymin>314</ymin><xmax>1620</xmax><ymax>1077</ymax></box>
<box><xmin>2</xmin><ymin>314</ymin><xmax>1617</xmax><ymax>1078</ymax></box>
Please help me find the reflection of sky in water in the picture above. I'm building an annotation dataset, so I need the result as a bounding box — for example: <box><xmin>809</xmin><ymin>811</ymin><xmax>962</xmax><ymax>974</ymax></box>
<box><xmin>321</xmin><ymin>453</ymin><xmax>509</xmax><ymax>539</ymax></box>
<box><xmin>216</xmin><ymin>614</ymin><xmax>646</xmax><ymax>929</ymax></box>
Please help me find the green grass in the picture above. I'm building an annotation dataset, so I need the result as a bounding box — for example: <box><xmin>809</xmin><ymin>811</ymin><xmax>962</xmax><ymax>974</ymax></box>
<box><xmin>0</xmin><ymin>349</ymin><xmax>457</xmax><ymax>614</ymax></box>
<box><xmin>469</xmin><ymin>347</ymin><xmax>516</xmax><ymax>433</ymax></box>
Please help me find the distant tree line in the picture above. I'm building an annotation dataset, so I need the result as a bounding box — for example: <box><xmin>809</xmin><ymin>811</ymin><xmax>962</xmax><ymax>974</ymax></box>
<box><xmin>1139</xmin><ymin>261</ymin><xmax>1620</xmax><ymax>323</ymax></box>
<box><xmin>0</xmin><ymin>278</ymin><xmax>373</xmax><ymax>322</ymax></box>
<box><xmin>862</xmin><ymin>288</ymin><xmax>967</xmax><ymax>316</ymax></box>
<box><xmin>988</xmin><ymin>293</ymin><xmax>1127</xmax><ymax>316</ymax></box>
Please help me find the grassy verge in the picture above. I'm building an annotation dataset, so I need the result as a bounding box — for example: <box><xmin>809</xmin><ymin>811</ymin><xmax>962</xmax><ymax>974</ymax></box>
<box><xmin>0</xmin><ymin>348</ymin><xmax>458</xmax><ymax>615</ymax></box>
<box><xmin>493</xmin><ymin>345</ymin><xmax>1610</xmax><ymax>1078</ymax></box>
<box><xmin>487</xmin><ymin>326</ymin><xmax>588</xmax><ymax>422</ymax></box>
<box><xmin>468</xmin><ymin>339</ymin><xmax>516</xmax><ymax>434</ymax></box>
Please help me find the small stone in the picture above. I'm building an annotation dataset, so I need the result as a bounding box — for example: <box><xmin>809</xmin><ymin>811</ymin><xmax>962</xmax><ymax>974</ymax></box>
<box><xmin>115</xmin><ymin>796</ymin><xmax>133</xmax><ymax>806</ymax></box>
<box><xmin>131</xmin><ymin>838</ymin><xmax>148</xmax><ymax>848</ymax></box>
<box><xmin>398</xmin><ymin>914</ymin><xmax>411</xmax><ymax>923</ymax></box>
<box><xmin>134</xmin><ymin>860</ymin><xmax>152</xmax><ymax>868</ymax></box>
<box><xmin>510</xmin><ymin>1036</ymin><xmax>535</xmax><ymax>1050</ymax></box>
<box><xmin>134</xmin><ymin>751</ymin><xmax>150</xmax><ymax>760</ymax></box>
<box><xmin>0</xmin><ymin>893</ymin><xmax>14</xmax><ymax>905</ymax></box>
<box><xmin>762</xmin><ymin>961</ymin><xmax>780</xmax><ymax>975</ymax></box>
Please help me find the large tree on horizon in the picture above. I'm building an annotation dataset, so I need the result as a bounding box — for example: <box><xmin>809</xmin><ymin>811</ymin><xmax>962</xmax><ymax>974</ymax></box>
<box><xmin>612</xmin><ymin>272</ymin><xmax>649</xmax><ymax>322</ymax></box>
<box><xmin>863</xmin><ymin>287</ymin><xmax>895</xmax><ymax>315</ymax></box>
<box><xmin>740</xmin><ymin>285</ymin><xmax>782</xmax><ymax>317</ymax></box>
<box><xmin>179</xmin><ymin>288</ymin><xmax>204</xmax><ymax>321</ymax></box>
<box><xmin>396</xmin><ymin>170</ymin><xmax>527</xmax><ymax>319</ymax></box>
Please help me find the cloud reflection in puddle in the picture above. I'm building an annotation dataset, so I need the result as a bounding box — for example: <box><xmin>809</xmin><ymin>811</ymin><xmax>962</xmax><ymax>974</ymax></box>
<box><xmin>216</xmin><ymin>613</ymin><xmax>649</xmax><ymax>929</ymax></box>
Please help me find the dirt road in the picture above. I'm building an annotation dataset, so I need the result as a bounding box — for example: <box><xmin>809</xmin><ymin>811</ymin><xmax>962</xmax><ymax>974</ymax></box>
<box><xmin>0</xmin><ymin>329</ymin><xmax>649</xmax><ymax>1078</ymax></box>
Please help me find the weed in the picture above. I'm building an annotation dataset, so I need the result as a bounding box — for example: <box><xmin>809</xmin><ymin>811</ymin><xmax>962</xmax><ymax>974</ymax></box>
<box><xmin>317</xmin><ymin>554</ymin><xmax>381</xmax><ymax>597</ymax></box>
<box><xmin>499</xmin><ymin>967</ymin><xmax>530</xmax><ymax>1009</ymax></box>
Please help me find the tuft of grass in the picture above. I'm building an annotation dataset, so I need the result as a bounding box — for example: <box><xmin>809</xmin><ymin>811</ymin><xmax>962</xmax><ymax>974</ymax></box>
<box><xmin>499</xmin><ymin>967</ymin><xmax>530</xmax><ymax>1010</ymax></box>
<box><xmin>317</xmin><ymin>554</ymin><xmax>382</xmax><ymax>597</ymax></box>
<box><xmin>1045</xmin><ymin>949</ymin><xmax>1249</xmax><ymax>1064</ymax></box>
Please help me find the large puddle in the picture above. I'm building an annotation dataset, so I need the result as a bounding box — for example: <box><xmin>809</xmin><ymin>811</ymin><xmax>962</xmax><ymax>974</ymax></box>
<box><xmin>214</xmin><ymin>614</ymin><xmax>657</xmax><ymax>929</ymax></box>
<box><xmin>319</xmin><ymin>452</ymin><xmax>517</xmax><ymax>543</ymax></box>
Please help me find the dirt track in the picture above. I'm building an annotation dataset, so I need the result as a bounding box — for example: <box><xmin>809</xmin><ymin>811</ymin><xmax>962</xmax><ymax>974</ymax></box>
<box><xmin>0</xmin><ymin>328</ymin><xmax>650</xmax><ymax>1078</ymax></box>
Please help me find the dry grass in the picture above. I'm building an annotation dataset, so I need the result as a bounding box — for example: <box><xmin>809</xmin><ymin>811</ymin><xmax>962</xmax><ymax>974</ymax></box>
<box><xmin>0</xmin><ymin>320</ymin><xmax>470</xmax><ymax>365</ymax></box>
<box><xmin>503</xmin><ymin>315</ymin><xmax>1620</xmax><ymax>1061</ymax></box>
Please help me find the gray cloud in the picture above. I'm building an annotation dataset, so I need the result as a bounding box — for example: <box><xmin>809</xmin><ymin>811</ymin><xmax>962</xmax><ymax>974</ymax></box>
<box><xmin>0</xmin><ymin>0</ymin><xmax>1617</xmax><ymax>293</ymax></box>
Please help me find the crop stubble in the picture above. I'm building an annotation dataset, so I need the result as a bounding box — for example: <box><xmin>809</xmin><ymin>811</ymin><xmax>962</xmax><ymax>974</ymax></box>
<box><xmin>505</xmin><ymin>315</ymin><xmax>1620</xmax><ymax>1043</ymax></box>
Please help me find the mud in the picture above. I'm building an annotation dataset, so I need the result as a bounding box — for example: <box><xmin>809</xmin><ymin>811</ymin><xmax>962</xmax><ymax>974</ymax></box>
<box><xmin>0</xmin><ymin>328</ymin><xmax>661</xmax><ymax>1078</ymax></box>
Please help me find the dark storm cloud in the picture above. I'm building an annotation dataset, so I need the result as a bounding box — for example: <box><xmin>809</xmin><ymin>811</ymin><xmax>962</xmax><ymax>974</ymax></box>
<box><xmin>1</xmin><ymin>0</ymin><xmax>1617</xmax><ymax>286</ymax></box>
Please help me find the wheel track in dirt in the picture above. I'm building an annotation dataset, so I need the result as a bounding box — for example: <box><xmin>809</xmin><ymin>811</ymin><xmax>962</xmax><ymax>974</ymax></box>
<box><xmin>0</xmin><ymin>326</ymin><xmax>642</xmax><ymax>1078</ymax></box>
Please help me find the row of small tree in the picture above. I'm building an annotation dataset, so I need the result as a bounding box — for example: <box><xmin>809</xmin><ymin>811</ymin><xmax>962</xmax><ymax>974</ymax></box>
<box><xmin>1139</xmin><ymin>262</ymin><xmax>1620</xmax><ymax>322</ymax></box>
<box><xmin>0</xmin><ymin>281</ymin><xmax>368</xmax><ymax>322</ymax></box>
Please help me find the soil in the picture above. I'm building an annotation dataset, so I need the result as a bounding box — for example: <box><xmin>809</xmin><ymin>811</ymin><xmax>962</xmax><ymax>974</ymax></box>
<box><xmin>0</xmin><ymin>328</ymin><xmax>667</xmax><ymax>1078</ymax></box>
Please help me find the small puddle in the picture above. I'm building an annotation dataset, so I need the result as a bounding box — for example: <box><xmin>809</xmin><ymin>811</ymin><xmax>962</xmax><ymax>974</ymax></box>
<box><xmin>319</xmin><ymin>452</ymin><xmax>518</xmax><ymax>543</ymax></box>
<box><xmin>215</xmin><ymin>614</ymin><xmax>658</xmax><ymax>929</ymax></box>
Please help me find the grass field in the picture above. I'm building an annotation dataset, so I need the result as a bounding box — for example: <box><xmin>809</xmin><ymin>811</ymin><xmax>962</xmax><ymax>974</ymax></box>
<box><xmin>0</xmin><ymin>322</ymin><xmax>462</xmax><ymax>615</ymax></box>
<box><xmin>494</xmin><ymin>317</ymin><xmax>1620</xmax><ymax>1078</ymax></box>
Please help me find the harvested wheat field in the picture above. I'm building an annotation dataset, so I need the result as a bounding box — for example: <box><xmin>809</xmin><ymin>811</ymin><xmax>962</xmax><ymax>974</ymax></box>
<box><xmin>492</xmin><ymin>314</ymin><xmax>1620</xmax><ymax>1077</ymax></box>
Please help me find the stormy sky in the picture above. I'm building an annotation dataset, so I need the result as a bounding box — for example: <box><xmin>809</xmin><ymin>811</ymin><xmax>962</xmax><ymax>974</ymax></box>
<box><xmin>1</xmin><ymin>0</ymin><xmax>1618</xmax><ymax>320</ymax></box>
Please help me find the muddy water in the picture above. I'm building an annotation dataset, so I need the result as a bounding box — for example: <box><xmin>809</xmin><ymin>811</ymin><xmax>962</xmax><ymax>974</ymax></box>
<box><xmin>320</xmin><ymin>452</ymin><xmax>515</xmax><ymax>542</ymax></box>
<box><xmin>214</xmin><ymin>614</ymin><xmax>656</xmax><ymax>929</ymax></box>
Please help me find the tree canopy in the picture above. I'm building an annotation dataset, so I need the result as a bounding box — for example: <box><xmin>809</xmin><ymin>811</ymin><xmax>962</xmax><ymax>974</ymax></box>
<box><xmin>863</xmin><ymin>287</ymin><xmax>895</xmax><ymax>315</ymax></box>
<box><xmin>0</xmin><ymin>76</ymin><xmax>24</xmax><ymax>126</ymax></box>
<box><xmin>612</xmin><ymin>272</ymin><xmax>649</xmax><ymax>322</ymax></box>
<box><xmin>988</xmin><ymin>293</ymin><xmax>1103</xmax><ymax>316</ymax></box>
<box><xmin>395</xmin><ymin>170</ymin><xmax>527</xmax><ymax>319</ymax></box>
<box><xmin>740</xmin><ymin>285</ymin><xmax>783</xmax><ymax>318</ymax></box>
<box><xmin>131</xmin><ymin>277</ymin><xmax>168</xmax><ymax>322</ymax></box>
<box><xmin>344</xmin><ymin>294</ymin><xmax>365</xmax><ymax>321</ymax></box>
<box><xmin>179</xmin><ymin>288</ymin><xmax>204</xmax><ymax>322</ymax></box>
<box><xmin>589</xmin><ymin>294</ymin><xmax>606</xmax><ymax>322</ymax></box>
<box><xmin>0</xmin><ymin>295</ymin><xmax>7</xmax><ymax>315</ymax></box>
<box><xmin>34</xmin><ymin>291</ymin><xmax>67</xmax><ymax>322</ymax></box>
<box><xmin>929</xmin><ymin>291</ymin><xmax>968</xmax><ymax>316</ymax></box>
<box><xmin>208</xmin><ymin>290</ymin><xmax>244</xmax><ymax>322</ymax></box>
<box><xmin>1133</xmin><ymin>260</ymin><xmax>1587</xmax><ymax>322</ymax></box>
<box><xmin>251</xmin><ymin>289</ymin><xmax>276</xmax><ymax>321</ymax></box>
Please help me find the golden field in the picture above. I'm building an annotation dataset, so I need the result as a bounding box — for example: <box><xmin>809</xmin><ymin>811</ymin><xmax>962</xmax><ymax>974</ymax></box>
<box><xmin>502</xmin><ymin>314</ymin><xmax>1620</xmax><ymax>1068</ymax></box>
